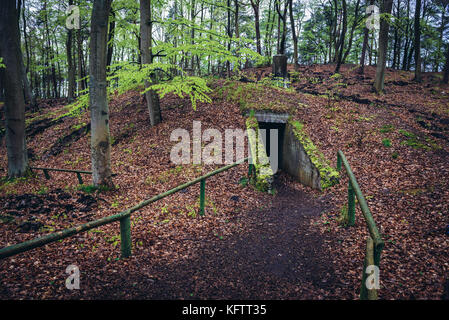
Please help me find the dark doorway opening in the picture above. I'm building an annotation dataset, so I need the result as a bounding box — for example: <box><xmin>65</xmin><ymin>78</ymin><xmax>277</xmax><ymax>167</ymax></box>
<box><xmin>258</xmin><ymin>122</ymin><xmax>286</xmax><ymax>173</ymax></box>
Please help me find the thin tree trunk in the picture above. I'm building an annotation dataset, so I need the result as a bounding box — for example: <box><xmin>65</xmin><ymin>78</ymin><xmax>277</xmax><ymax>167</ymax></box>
<box><xmin>190</xmin><ymin>0</ymin><xmax>196</xmax><ymax>71</ymax></box>
<box><xmin>21</xmin><ymin>0</ymin><xmax>35</xmax><ymax>105</ymax></box>
<box><xmin>436</xmin><ymin>4</ymin><xmax>447</xmax><ymax>72</ymax></box>
<box><xmin>77</xmin><ymin>28</ymin><xmax>86</xmax><ymax>93</ymax></box>
<box><xmin>443</xmin><ymin>43</ymin><xmax>449</xmax><ymax>83</ymax></box>
<box><xmin>414</xmin><ymin>0</ymin><xmax>422</xmax><ymax>82</ymax></box>
<box><xmin>67</xmin><ymin>0</ymin><xmax>76</xmax><ymax>101</ymax></box>
<box><xmin>234</xmin><ymin>0</ymin><xmax>240</xmax><ymax>69</ymax></box>
<box><xmin>0</xmin><ymin>0</ymin><xmax>29</xmax><ymax>177</ymax></box>
<box><xmin>250</xmin><ymin>0</ymin><xmax>262</xmax><ymax>55</ymax></box>
<box><xmin>140</xmin><ymin>0</ymin><xmax>162</xmax><ymax>126</ymax></box>
<box><xmin>89</xmin><ymin>0</ymin><xmax>113</xmax><ymax>187</ymax></box>
<box><xmin>275</xmin><ymin>0</ymin><xmax>288</xmax><ymax>55</ymax></box>
<box><xmin>289</xmin><ymin>0</ymin><xmax>298</xmax><ymax>69</ymax></box>
<box><xmin>226</xmin><ymin>0</ymin><xmax>231</xmax><ymax>77</ymax></box>
<box><xmin>107</xmin><ymin>10</ymin><xmax>116</xmax><ymax>69</ymax></box>
<box><xmin>342</xmin><ymin>0</ymin><xmax>361</xmax><ymax>64</ymax></box>
<box><xmin>335</xmin><ymin>0</ymin><xmax>347</xmax><ymax>73</ymax></box>
<box><xmin>358</xmin><ymin>0</ymin><xmax>373</xmax><ymax>74</ymax></box>
<box><xmin>374</xmin><ymin>0</ymin><xmax>394</xmax><ymax>93</ymax></box>
<box><xmin>402</xmin><ymin>0</ymin><xmax>411</xmax><ymax>70</ymax></box>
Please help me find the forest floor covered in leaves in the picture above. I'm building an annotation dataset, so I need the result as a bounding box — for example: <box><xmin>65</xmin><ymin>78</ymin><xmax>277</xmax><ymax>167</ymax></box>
<box><xmin>0</xmin><ymin>64</ymin><xmax>448</xmax><ymax>299</ymax></box>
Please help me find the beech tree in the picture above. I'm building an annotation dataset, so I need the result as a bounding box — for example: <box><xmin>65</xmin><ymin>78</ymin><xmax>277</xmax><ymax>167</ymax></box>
<box><xmin>140</xmin><ymin>0</ymin><xmax>162</xmax><ymax>126</ymax></box>
<box><xmin>89</xmin><ymin>0</ymin><xmax>113</xmax><ymax>187</ymax></box>
<box><xmin>0</xmin><ymin>0</ymin><xmax>29</xmax><ymax>178</ymax></box>
<box><xmin>414</xmin><ymin>0</ymin><xmax>422</xmax><ymax>82</ymax></box>
<box><xmin>443</xmin><ymin>43</ymin><xmax>449</xmax><ymax>83</ymax></box>
<box><xmin>359</xmin><ymin>0</ymin><xmax>374</xmax><ymax>74</ymax></box>
<box><xmin>374</xmin><ymin>0</ymin><xmax>394</xmax><ymax>93</ymax></box>
<box><xmin>250</xmin><ymin>0</ymin><xmax>263</xmax><ymax>55</ymax></box>
<box><xmin>335</xmin><ymin>0</ymin><xmax>347</xmax><ymax>73</ymax></box>
<box><xmin>289</xmin><ymin>0</ymin><xmax>299</xmax><ymax>69</ymax></box>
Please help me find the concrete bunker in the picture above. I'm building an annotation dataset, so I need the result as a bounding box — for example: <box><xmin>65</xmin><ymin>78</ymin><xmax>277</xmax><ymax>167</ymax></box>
<box><xmin>246</xmin><ymin>111</ymin><xmax>331</xmax><ymax>191</ymax></box>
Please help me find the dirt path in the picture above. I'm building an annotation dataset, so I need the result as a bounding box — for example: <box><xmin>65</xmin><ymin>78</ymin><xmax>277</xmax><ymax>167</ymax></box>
<box><xmin>91</xmin><ymin>174</ymin><xmax>341</xmax><ymax>299</ymax></box>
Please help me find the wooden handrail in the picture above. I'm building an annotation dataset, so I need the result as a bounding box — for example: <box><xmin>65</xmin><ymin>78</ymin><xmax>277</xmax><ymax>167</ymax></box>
<box><xmin>336</xmin><ymin>150</ymin><xmax>384</xmax><ymax>300</ymax></box>
<box><xmin>0</xmin><ymin>158</ymin><xmax>248</xmax><ymax>260</ymax></box>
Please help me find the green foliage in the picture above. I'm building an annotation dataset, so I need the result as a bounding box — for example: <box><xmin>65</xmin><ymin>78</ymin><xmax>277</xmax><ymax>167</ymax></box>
<box><xmin>77</xmin><ymin>184</ymin><xmax>113</xmax><ymax>194</ymax></box>
<box><xmin>382</xmin><ymin>138</ymin><xmax>392</xmax><ymax>147</ymax></box>
<box><xmin>379</xmin><ymin>124</ymin><xmax>395</xmax><ymax>133</ymax></box>
<box><xmin>148</xmin><ymin>75</ymin><xmax>212</xmax><ymax>111</ymax></box>
<box><xmin>0</xmin><ymin>57</ymin><xmax>5</xmax><ymax>68</ymax></box>
<box><xmin>398</xmin><ymin>129</ymin><xmax>440</xmax><ymax>151</ymax></box>
<box><xmin>238</xmin><ymin>177</ymin><xmax>248</xmax><ymax>187</ymax></box>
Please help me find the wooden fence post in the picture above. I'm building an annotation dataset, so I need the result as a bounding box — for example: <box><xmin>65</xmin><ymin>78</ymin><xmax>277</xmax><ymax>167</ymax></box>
<box><xmin>337</xmin><ymin>153</ymin><xmax>342</xmax><ymax>171</ymax></box>
<box><xmin>43</xmin><ymin>169</ymin><xmax>51</xmax><ymax>180</ymax></box>
<box><xmin>348</xmin><ymin>181</ymin><xmax>356</xmax><ymax>226</ymax></box>
<box><xmin>199</xmin><ymin>179</ymin><xmax>206</xmax><ymax>216</ymax></box>
<box><xmin>360</xmin><ymin>237</ymin><xmax>378</xmax><ymax>300</ymax></box>
<box><xmin>120</xmin><ymin>216</ymin><xmax>132</xmax><ymax>258</ymax></box>
<box><xmin>76</xmin><ymin>172</ymin><xmax>83</xmax><ymax>185</ymax></box>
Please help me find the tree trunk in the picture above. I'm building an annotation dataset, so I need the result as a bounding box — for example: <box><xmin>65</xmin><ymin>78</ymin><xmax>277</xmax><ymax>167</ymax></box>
<box><xmin>402</xmin><ymin>0</ymin><xmax>411</xmax><ymax>70</ymax></box>
<box><xmin>67</xmin><ymin>0</ymin><xmax>76</xmax><ymax>101</ymax></box>
<box><xmin>107</xmin><ymin>10</ymin><xmax>116</xmax><ymax>69</ymax></box>
<box><xmin>288</xmin><ymin>0</ymin><xmax>298</xmax><ymax>69</ymax></box>
<box><xmin>374</xmin><ymin>0</ymin><xmax>393</xmax><ymax>93</ymax></box>
<box><xmin>190</xmin><ymin>0</ymin><xmax>196</xmax><ymax>71</ymax></box>
<box><xmin>335</xmin><ymin>0</ymin><xmax>347</xmax><ymax>73</ymax></box>
<box><xmin>359</xmin><ymin>0</ymin><xmax>376</xmax><ymax>73</ymax></box>
<box><xmin>275</xmin><ymin>0</ymin><xmax>289</xmax><ymax>54</ymax></box>
<box><xmin>234</xmin><ymin>0</ymin><xmax>240</xmax><ymax>69</ymax></box>
<box><xmin>140</xmin><ymin>0</ymin><xmax>162</xmax><ymax>126</ymax></box>
<box><xmin>77</xmin><ymin>28</ymin><xmax>86</xmax><ymax>93</ymax></box>
<box><xmin>20</xmin><ymin>0</ymin><xmax>35</xmax><ymax>106</ymax></box>
<box><xmin>89</xmin><ymin>0</ymin><xmax>113</xmax><ymax>187</ymax></box>
<box><xmin>250</xmin><ymin>0</ymin><xmax>262</xmax><ymax>55</ymax></box>
<box><xmin>443</xmin><ymin>43</ymin><xmax>449</xmax><ymax>84</ymax></box>
<box><xmin>0</xmin><ymin>0</ymin><xmax>29</xmax><ymax>177</ymax></box>
<box><xmin>226</xmin><ymin>0</ymin><xmax>232</xmax><ymax>77</ymax></box>
<box><xmin>392</xmin><ymin>0</ymin><xmax>400</xmax><ymax>69</ymax></box>
<box><xmin>414</xmin><ymin>0</ymin><xmax>422</xmax><ymax>82</ymax></box>
<box><xmin>435</xmin><ymin>4</ymin><xmax>447</xmax><ymax>71</ymax></box>
<box><xmin>342</xmin><ymin>0</ymin><xmax>361</xmax><ymax>64</ymax></box>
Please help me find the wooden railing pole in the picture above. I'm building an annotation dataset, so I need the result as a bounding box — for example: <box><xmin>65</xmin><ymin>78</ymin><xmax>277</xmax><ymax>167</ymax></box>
<box><xmin>337</xmin><ymin>152</ymin><xmax>342</xmax><ymax>172</ymax></box>
<box><xmin>336</xmin><ymin>151</ymin><xmax>383</xmax><ymax>248</ymax></box>
<box><xmin>76</xmin><ymin>172</ymin><xmax>83</xmax><ymax>185</ymax></box>
<box><xmin>43</xmin><ymin>169</ymin><xmax>51</xmax><ymax>180</ymax></box>
<box><xmin>0</xmin><ymin>158</ymin><xmax>248</xmax><ymax>260</ymax></box>
<box><xmin>120</xmin><ymin>216</ymin><xmax>132</xmax><ymax>258</ymax></box>
<box><xmin>199</xmin><ymin>179</ymin><xmax>206</xmax><ymax>216</ymax></box>
<box><xmin>348</xmin><ymin>181</ymin><xmax>355</xmax><ymax>226</ymax></box>
<box><xmin>360</xmin><ymin>237</ymin><xmax>378</xmax><ymax>300</ymax></box>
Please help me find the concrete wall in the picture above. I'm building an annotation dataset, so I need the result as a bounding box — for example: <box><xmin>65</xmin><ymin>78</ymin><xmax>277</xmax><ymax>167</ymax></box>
<box><xmin>281</xmin><ymin>123</ymin><xmax>321</xmax><ymax>190</ymax></box>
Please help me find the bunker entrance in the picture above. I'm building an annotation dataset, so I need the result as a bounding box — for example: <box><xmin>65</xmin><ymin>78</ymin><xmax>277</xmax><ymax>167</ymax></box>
<box><xmin>249</xmin><ymin>112</ymin><xmax>289</xmax><ymax>176</ymax></box>
<box><xmin>248</xmin><ymin>111</ymin><xmax>322</xmax><ymax>190</ymax></box>
<box><xmin>258</xmin><ymin>121</ymin><xmax>286</xmax><ymax>172</ymax></box>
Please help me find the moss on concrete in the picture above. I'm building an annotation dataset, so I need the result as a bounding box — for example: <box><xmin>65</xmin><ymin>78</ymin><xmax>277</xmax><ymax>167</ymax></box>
<box><xmin>290</xmin><ymin>119</ymin><xmax>339</xmax><ymax>189</ymax></box>
<box><xmin>246</xmin><ymin>115</ymin><xmax>274</xmax><ymax>193</ymax></box>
